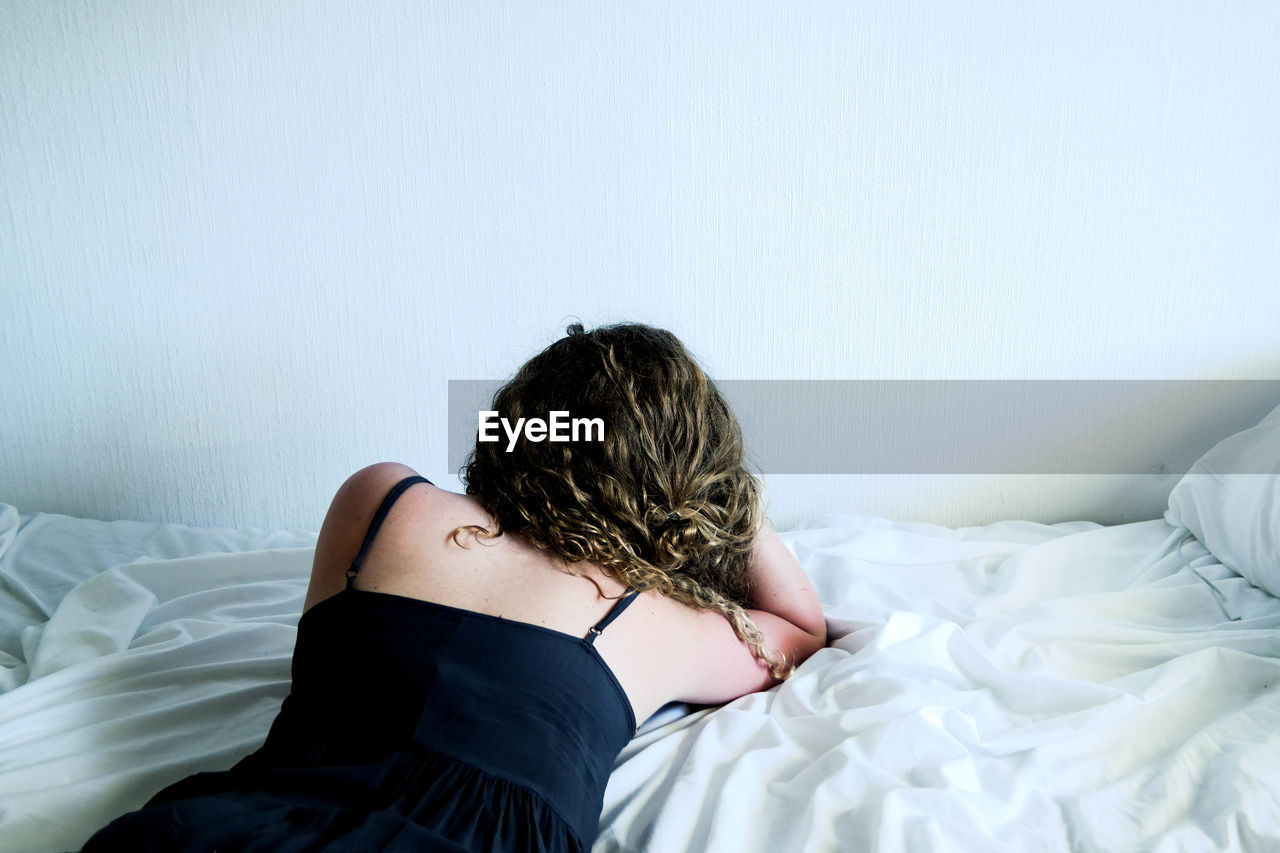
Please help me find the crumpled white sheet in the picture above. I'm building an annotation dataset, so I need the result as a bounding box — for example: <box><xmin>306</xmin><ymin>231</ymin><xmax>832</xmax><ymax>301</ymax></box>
<box><xmin>0</xmin><ymin>506</ymin><xmax>1278</xmax><ymax>852</ymax></box>
<box><xmin>0</xmin><ymin>509</ymin><xmax>314</xmax><ymax>853</ymax></box>
<box><xmin>599</xmin><ymin>515</ymin><xmax>1280</xmax><ymax>853</ymax></box>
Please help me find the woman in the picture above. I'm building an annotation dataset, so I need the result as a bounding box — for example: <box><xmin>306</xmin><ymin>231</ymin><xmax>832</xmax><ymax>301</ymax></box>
<box><xmin>83</xmin><ymin>321</ymin><xmax>827</xmax><ymax>852</ymax></box>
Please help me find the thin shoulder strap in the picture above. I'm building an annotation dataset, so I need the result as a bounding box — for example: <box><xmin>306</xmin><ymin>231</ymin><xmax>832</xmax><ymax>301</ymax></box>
<box><xmin>345</xmin><ymin>475</ymin><xmax>433</xmax><ymax>589</ymax></box>
<box><xmin>585</xmin><ymin>589</ymin><xmax>640</xmax><ymax>644</ymax></box>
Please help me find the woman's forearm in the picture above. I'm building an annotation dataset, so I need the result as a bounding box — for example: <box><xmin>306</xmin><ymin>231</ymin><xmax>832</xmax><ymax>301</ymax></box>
<box><xmin>746</xmin><ymin>523</ymin><xmax>828</xmax><ymax>645</ymax></box>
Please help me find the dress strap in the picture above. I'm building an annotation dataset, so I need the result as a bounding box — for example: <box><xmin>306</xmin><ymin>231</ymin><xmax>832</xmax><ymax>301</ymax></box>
<box><xmin>585</xmin><ymin>589</ymin><xmax>640</xmax><ymax>644</ymax></box>
<box><xmin>345</xmin><ymin>475</ymin><xmax>433</xmax><ymax>589</ymax></box>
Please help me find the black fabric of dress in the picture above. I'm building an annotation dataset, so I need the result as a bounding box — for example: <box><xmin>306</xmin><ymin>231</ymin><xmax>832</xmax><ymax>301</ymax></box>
<box><xmin>82</xmin><ymin>475</ymin><xmax>639</xmax><ymax>852</ymax></box>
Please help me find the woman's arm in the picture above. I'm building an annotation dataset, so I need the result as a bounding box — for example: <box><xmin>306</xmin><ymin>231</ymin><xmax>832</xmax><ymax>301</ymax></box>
<box><xmin>745</xmin><ymin>521</ymin><xmax>828</xmax><ymax>647</ymax></box>
<box><xmin>741</xmin><ymin>521</ymin><xmax>828</xmax><ymax>684</ymax></box>
<box><xmin>672</xmin><ymin>520</ymin><xmax>828</xmax><ymax>704</ymax></box>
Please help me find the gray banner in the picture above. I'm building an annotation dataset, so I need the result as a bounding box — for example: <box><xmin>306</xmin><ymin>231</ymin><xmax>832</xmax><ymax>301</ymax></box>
<box><xmin>448</xmin><ymin>380</ymin><xmax>1280</xmax><ymax>476</ymax></box>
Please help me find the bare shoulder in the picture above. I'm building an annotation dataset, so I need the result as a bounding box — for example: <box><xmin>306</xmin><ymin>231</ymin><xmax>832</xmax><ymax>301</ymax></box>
<box><xmin>323</xmin><ymin>461</ymin><xmax>433</xmax><ymax>542</ymax></box>
<box><xmin>305</xmin><ymin>462</ymin><xmax>440</xmax><ymax>611</ymax></box>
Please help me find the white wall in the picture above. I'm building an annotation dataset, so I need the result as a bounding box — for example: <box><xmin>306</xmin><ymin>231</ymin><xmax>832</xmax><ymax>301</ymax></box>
<box><xmin>3</xmin><ymin>2</ymin><xmax>1278</xmax><ymax>531</ymax></box>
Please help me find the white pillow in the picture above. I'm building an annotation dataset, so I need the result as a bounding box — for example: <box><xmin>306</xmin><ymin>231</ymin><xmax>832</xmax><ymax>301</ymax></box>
<box><xmin>1165</xmin><ymin>401</ymin><xmax>1280</xmax><ymax>598</ymax></box>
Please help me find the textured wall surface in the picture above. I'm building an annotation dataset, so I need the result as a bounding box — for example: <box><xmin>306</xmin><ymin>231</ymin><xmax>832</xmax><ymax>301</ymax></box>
<box><xmin>3</xmin><ymin>3</ymin><xmax>1278</xmax><ymax>530</ymax></box>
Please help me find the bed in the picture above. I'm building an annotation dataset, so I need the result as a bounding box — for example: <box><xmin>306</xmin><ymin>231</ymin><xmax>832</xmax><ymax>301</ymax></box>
<box><xmin>3</xmin><ymin>403</ymin><xmax>1279</xmax><ymax>853</ymax></box>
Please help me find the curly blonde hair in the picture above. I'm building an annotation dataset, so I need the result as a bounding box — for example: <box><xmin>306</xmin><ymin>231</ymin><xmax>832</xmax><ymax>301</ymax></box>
<box><xmin>457</xmin><ymin>321</ymin><xmax>790</xmax><ymax>680</ymax></box>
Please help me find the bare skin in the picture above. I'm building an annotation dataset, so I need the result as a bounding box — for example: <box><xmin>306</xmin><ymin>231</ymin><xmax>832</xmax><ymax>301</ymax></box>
<box><xmin>305</xmin><ymin>462</ymin><xmax>828</xmax><ymax>725</ymax></box>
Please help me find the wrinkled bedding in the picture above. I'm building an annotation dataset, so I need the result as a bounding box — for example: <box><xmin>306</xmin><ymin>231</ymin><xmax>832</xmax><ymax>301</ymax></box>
<box><xmin>1</xmin><ymin>504</ymin><xmax>1277</xmax><ymax>852</ymax></box>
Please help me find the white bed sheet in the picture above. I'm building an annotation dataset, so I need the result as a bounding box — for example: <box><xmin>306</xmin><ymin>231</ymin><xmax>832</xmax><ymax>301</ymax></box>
<box><xmin>0</xmin><ymin>504</ymin><xmax>1277</xmax><ymax>852</ymax></box>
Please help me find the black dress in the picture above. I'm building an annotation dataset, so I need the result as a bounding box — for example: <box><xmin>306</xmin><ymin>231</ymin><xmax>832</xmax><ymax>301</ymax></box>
<box><xmin>82</xmin><ymin>475</ymin><xmax>639</xmax><ymax>852</ymax></box>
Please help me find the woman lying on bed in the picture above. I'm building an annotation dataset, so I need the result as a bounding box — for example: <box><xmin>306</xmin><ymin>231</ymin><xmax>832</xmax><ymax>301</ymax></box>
<box><xmin>83</xmin><ymin>321</ymin><xmax>828</xmax><ymax>853</ymax></box>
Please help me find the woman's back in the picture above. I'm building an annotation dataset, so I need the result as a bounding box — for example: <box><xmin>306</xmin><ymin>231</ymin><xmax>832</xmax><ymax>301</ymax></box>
<box><xmin>307</xmin><ymin>462</ymin><xmax>753</xmax><ymax>723</ymax></box>
<box><xmin>87</xmin><ymin>470</ymin><xmax>648</xmax><ymax>852</ymax></box>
